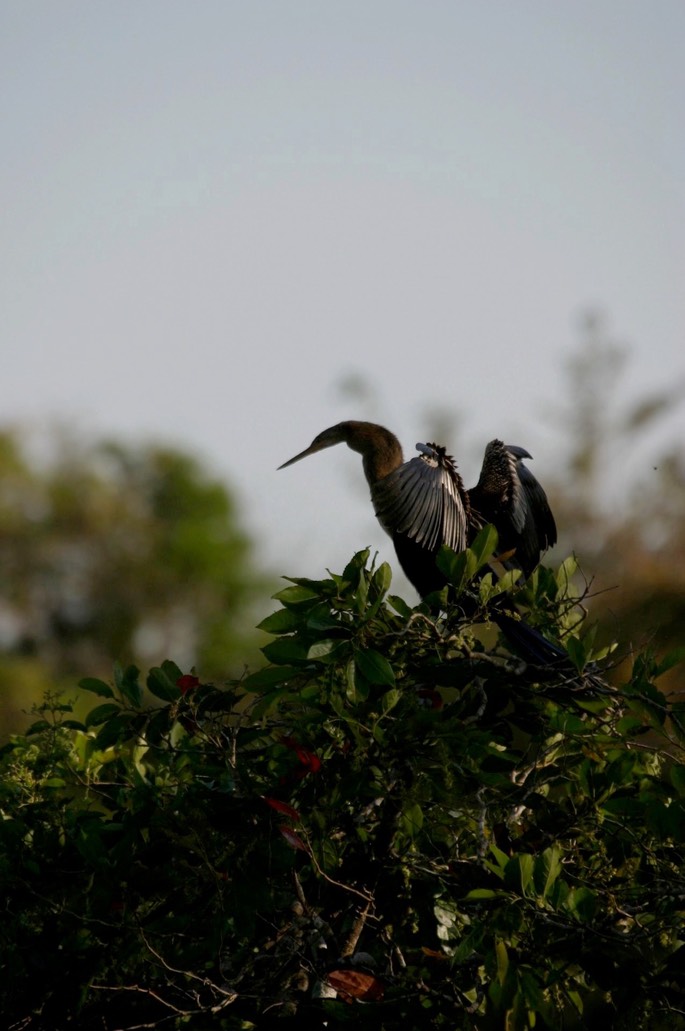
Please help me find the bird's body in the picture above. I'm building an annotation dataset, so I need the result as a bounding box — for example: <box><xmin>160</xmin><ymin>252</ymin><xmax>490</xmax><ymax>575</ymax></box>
<box><xmin>279</xmin><ymin>421</ymin><xmax>556</xmax><ymax>599</ymax></box>
<box><xmin>370</xmin><ymin>439</ymin><xmax>470</xmax><ymax>597</ymax></box>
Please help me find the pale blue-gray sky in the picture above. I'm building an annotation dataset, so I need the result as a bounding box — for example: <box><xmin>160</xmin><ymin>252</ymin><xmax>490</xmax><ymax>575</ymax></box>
<box><xmin>2</xmin><ymin>2</ymin><xmax>683</xmax><ymax>588</ymax></box>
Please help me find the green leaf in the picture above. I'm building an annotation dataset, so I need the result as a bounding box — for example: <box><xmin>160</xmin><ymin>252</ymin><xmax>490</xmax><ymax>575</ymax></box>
<box><xmin>387</xmin><ymin>594</ymin><xmax>413</xmax><ymax>618</ymax></box>
<box><xmin>242</xmin><ymin>665</ymin><xmax>300</xmax><ymax>691</ymax></box>
<box><xmin>353</xmin><ymin>647</ymin><xmax>395</xmax><ymax>686</ymax></box>
<box><xmin>488</xmin><ymin>844</ymin><xmax>511</xmax><ymax>872</ymax></box>
<box><xmin>144</xmin><ymin>707</ymin><xmax>173</xmax><ymax>744</ymax></box>
<box><xmin>434</xmin><ymin>901</ymin><xmax>459</xmax><ymax>931</ymax></box>
<box><xmin>75</xmin><ymin>822</ymin><xmax>107</xmax><ymax>865</ymax></box>
<box><xmin>533</xmin><ymin>846</ymin><xmax>563</xmax><ymax>900</ymax></box>
<box><xmin>352</xmin><ymin>567</ymin><xmax>369</xmax><ymax>612</ymax></box>
<box><xmin>25</xmin><ymin>720</ymin><xmax>51</xmax><ymax>736</ymax></box>
<box><xmin>616</xmin><ymin>715</ymin><xmax>646</xmax><ymax>736</ymax></box>
<box><xmin>565</xmin><ymin>635</ymin><xmax>588</xmax><ymax>673</ymax></box>
<box><xmin>341</xmin><ymin>549</ymin><xmax>371</xmax><ymax>586</ymax></box>
<box><xmin>257</xmin><ymin>608</ymin><xmax>301</xmax><ymax>634</ymax></box>
<box><xmin>556</xmin><ymin>555</ymin><xmax>579</xmax><ymax>591</ymax></box>
<box><xmin>306</xmin><ymin>605</ymin><xmax>343</xmax><ymax>632</ymax></box>
<box><xmin>61</xmin><ymin>719</ymin><xmax>87</xmax><ymax>731</ymax></box>
<box><xmin>601</xmin><ymin>797</ymin><xmax>645</xmax><ymax>818</ymax></box>
<box><xmin>436</xmin><ymin>545</ymin><xmax>470</xmax><ymax>587</ymax></box>
<box><xmin>656</xmin><ymin>645</ymin><xmax>685</xmax><ymax>677</ymax></box>
<box><xmin>307</xmin><ymin>638</ymin><xmax>349</xmax><ymax>663</ymax></box>
<box><xmin>564</xmin><ymin>886</ymin><xmax>597</xmax><ymax>922</ymax></box>
<box><xmin>114</xmin><ymin>663</ymin><xmax>143</xmax><ymax>707</ymax></box>
<box><xmin>372</xmin><ymin>723</ymin><xmax>387</xmax><ymax>746</ymax></box>
<box><xmin>261</xmin><ymin>638</ymin><xmax>309</xmax><ymax>665</ymax></box>
<box><xmin>517</xmin><ymin>970</ymin><xmax>545</xmax><ymax>1012</ymax></box>
<box><xmin>451</xmin><ymin>924</ymin><xmax>486</xmax><ymax>961</ymax></box>
<box><xmin>370</xmin><ymin>561</ymin><xmax>392</xmax><ymax>598</ymax></box>
<box><xmin>160</xmin><ymin>659</ymin><xmax>183</xmax><ymax>682</ymax></box>
<box><xmin>85</xmin><ymin>703</ymin><xmax>121</xmax><ymax>728</ymax></box>
<box><xmin>272</xmin><ymin>584</ymin><xmax>320</xmax><ymax>606</ymax></box>
<box><xmin>625</xmin><ymin>695</ymin><xmax>666</xmax><ymax>729</ymax></box>
<box><xmin>146</xmin><ymin>666</ymin><xmax>180</xmax><ymax>702</ymax></box>
<box><xmin>436</xmin><ymin>528</ymin><xmax>498</xmax><ymax>592</ymax></box>
<box><xmin>94</xmin><ymin>713</ymin><xmax>140</xmax><ymax>749</ymax></box>
<box><xmin>495</xmin><ymin>939</ymin><xmax>509</xmax><ymax>986</ymax></box>
<box><xmin>670</xmin><ymin>765</ymin><xmax>685</xmax><ymax>797</ymax></box>
<box><xmin>469</xmin><ymin>523</ymin><xmax>499</xmax><ymax>567</ymax></box>
<box><xmin>79</xmin><ymin>677</ymin><xmax>114</xmax><ymax>699</ymax></box>
<box><xmin>399</xmin><ymin>802</ymin><xmax>423</xmax><ymax>838</ymax></box>
<box><xmin>504</xmin><ymin>853</ymin><xmax>535</xmax><ymax>896</ymax></box>
<box><xmin>480</xmin><ymin>567</ymin><xmax>521</xmax><ymax>603</ymax></box>
<box><xmin>346</xmin><ymin>658</ymin><xmax>370</xmax><ymax>703</ymax></box>
<box><xmin>381</xmin><ymin>688</ymin><xmax>401</xmax><ymax>714</ymax></box>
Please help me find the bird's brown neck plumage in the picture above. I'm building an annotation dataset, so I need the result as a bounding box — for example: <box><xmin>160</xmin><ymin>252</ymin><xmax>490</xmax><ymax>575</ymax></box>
<box><xmin>337</xmin><ymin>421</ymin><xmax>404</xmax><ymax>485</ymax></box>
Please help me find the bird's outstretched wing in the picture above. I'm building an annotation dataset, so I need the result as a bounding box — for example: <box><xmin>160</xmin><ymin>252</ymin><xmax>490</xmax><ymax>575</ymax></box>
<box><xmin>468</xmin><ymin>440</ymin><xmax>556</xmax><ymax>577</ymax></box>
<box><xmin>370</xmin><ymin>444</ymin><xmax>469</xmax><ymax>554</ymax></box>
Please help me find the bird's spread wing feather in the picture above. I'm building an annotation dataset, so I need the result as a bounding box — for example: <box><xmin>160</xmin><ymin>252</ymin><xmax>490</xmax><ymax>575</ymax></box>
<box><xmin>371</xmin><ymin>445</ymin><xmax>468</xmax><ymax>554</ymax></box>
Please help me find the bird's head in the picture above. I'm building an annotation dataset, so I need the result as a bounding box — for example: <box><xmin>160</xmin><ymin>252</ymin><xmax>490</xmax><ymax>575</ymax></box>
<box><xmin>278</xmin><ymin>421</ymin><xmax>403</xmax><ymax>483</ymax></box>
<box><xmin>277</xmin><ymin>423</ymin><xmax>351</xmax><ymax>470</ymax></box>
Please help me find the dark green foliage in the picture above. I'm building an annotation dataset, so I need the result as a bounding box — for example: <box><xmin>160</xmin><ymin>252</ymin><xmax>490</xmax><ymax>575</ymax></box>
<box><xmin>1</xmin><ymin>549</ymin><xmax>684</xmax><ymax>1029</ymax></box>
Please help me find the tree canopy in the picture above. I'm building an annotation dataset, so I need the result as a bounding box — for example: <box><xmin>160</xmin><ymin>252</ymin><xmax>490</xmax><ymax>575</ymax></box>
<box><xmin>2</xmin><ymin>544</ymin><xmax>684</xmax><ymax>1029</ymax></box>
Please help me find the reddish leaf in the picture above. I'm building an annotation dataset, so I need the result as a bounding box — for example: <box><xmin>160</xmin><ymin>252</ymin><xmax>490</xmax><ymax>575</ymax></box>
<box><xmin>278</xmin><ymin>825</ymin><xmax>309</xmax><ymax>852</ymax></box>
<box><xmin>263</xmin><ymin>796</ymin><xmax>301</xmax><ymax>821</ymax></box>
<box><xmin>177</xmin><ymin>674</ymin><xmax>200</xmax><ymax>695</ymax></box>
<box><xmin>296</xmin><ymin>746</ymin><xmax>322</xmax><ymax>773</ymax></box>
<box><xmin>280</xmin><ymin>737</ymin><xmax>322</xmax><ymax>774</ymax></box>
<box><xmin>327</xmin><ymin>969</ymin><xmax>385</xmax><ymax>1002</ymax></box>
<box><xmin>421</xmin><ymin>946</ymin><xmax>448</xmax><ymax>960</ymax></box>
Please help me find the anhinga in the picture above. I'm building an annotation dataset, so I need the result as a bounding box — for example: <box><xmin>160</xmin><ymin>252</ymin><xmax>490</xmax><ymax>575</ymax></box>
<box><xmin>278</xmin><ymin>420</ymin><xmax>561</xmax><ymax>665</ymax></box>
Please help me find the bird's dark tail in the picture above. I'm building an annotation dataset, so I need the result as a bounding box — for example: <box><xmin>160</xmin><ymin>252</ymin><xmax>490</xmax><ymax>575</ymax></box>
<box><xmin>492</xmin><ymin>612</ymin><xmax>571</xmax><ymax>668</ymax></box>
<box><xmin>492</xmin><ymin>611</ymin><xmax>609</xmax><ymax>695</ymax></box>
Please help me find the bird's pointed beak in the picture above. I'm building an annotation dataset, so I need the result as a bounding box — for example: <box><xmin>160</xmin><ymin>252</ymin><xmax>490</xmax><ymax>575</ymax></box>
<box><xmin>277</xmin><ymin>441</ymin><xmax>325</xmax><ymax>470</ymax></box>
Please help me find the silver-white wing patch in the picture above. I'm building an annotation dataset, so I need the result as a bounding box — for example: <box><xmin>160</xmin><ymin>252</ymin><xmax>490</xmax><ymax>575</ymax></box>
<box><xmin>371</xmin><ymin>446</ymin><xmax>468</xmax><ymax>554</ymax></box>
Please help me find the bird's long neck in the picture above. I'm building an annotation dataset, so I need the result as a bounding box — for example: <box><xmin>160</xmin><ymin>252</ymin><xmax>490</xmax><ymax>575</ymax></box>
<box><xmin>339</xmin><ymin>421</ymin><xmax>404</xmax><ymax>486</ymax></box>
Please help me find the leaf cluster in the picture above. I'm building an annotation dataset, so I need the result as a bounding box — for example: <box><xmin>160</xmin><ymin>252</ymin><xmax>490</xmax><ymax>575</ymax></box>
<box><xmin>1</xmin><ymin>549</ymin><xmax>684</xmax><ymax>1029</ymax></box>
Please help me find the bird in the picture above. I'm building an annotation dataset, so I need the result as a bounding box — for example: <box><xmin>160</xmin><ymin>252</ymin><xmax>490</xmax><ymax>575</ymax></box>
<box><xmin>278</xmin><ymin>420</ymin><xmax>561</xmax><ymax>666</ymax></box>
<box><xmin>279</xmin><ymin>421</ymin><xmax>556</xmax><ymax>590</ymax></box>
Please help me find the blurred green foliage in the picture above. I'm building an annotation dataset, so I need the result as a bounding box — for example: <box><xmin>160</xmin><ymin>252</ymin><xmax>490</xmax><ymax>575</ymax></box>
<box><xmin>545</xmin><ymin>311</ymin><xmax>685</xmax><ymax>693</ymax></box>
<box><xmin>1</xmin><ymin>549</ymin><xmax>684</xmax><ymax>1029</ymax></box>
<box><xmin>0</xmin><ymin>431</ymin><xmax>261</xmax><ymax>734</ymax></box>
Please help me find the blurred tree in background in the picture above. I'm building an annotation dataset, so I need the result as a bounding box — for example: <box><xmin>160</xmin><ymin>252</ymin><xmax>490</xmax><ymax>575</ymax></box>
<box><xmin>0</xmin><ymin>432</ymin><xmax>262</xmax><ymax>734</ymax></box>
<box><xmin>545</xmin><ymin>311</ymin><xmax>685</xmax><ymax>692</ymax></box>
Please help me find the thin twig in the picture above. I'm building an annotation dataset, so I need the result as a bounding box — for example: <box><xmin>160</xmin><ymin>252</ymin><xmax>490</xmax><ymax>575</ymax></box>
<box><xmin>340</xmin><ymin>900</ymin><xmax>372</xmax><ymax>958</ymax></box>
